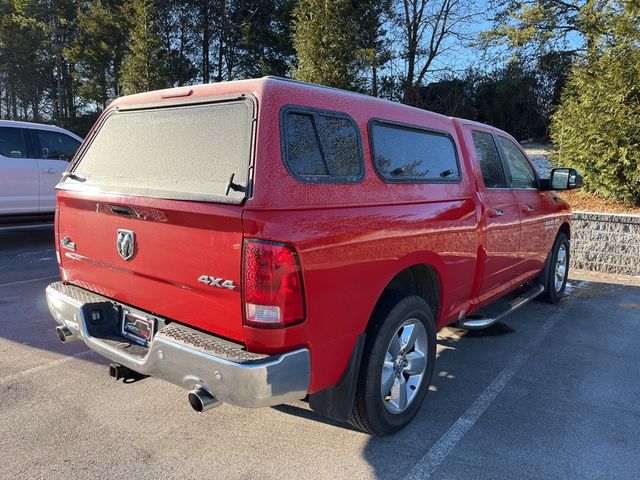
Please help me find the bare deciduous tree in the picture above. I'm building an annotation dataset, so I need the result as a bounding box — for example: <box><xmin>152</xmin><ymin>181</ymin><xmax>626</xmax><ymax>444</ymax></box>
<box><xmin>394</xmin><ymin>0</ymin><xmax>481</xmax><ymax>106</ymax></box>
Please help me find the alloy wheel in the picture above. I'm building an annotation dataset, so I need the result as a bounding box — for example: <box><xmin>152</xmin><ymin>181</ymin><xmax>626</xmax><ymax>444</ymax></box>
<box><xmin>381</xmin><ymin>319</ymin><xmax>428</xmax><ymax>414</ymax></box>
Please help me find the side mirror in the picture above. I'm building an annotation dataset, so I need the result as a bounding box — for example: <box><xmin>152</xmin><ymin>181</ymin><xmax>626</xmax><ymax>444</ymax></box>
<box><xmin>549</xmin><ymin>168</ymin><xmax>583</xmax><ymax>190</ymax></box>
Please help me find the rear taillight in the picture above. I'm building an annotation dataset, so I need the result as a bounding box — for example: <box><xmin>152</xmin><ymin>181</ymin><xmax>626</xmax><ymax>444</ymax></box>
<box><xmin>242</xmin><ymin>239</ymin><xmax>305</xmax><ymax>328</ymax></box>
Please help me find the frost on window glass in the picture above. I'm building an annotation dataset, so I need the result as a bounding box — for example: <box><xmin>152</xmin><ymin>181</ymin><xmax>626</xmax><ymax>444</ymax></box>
<box><xmin>282</xmin><ymin>109</ymin><xmax>363</xmax><ymax>182</ymax></box>
<box><xmin>316</xmin><ymin>115</ymin><xmax>361</xmax><ymax>177</ymax></box>
<box><xmin>284</xmin><ymin>113</ymin><xmax>327</xmax><ymax>176</ymax></box>
<box><xmin>472</xmin><ymin>131</ymin><xmax>507</xmax><ymax>188</ymax></box>
<box><xmin>70</xmin><ymin>100</ymin><xmax>253</xmax><ymax>202</ymax></box>
<box><xmin>497</xmin><ymin>137</ymin><xmax>537</xmax><ymax>188</ymax></box>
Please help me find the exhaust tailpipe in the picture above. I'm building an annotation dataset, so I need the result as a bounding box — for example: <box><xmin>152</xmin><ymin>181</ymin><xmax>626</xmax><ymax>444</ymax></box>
<box><xmin>188</xmin><ymin>388</ymin><xmax>221</xmax><ymax>412</ymax></box>
<box><xmin>56</xmin><ymin>325</ymin><xmax>77</xmax><ymax>343</ymax></box>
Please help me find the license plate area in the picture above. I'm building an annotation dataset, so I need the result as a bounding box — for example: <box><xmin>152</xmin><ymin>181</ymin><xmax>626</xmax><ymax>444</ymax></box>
<box><xmin>121</xmin><ymin>310</ymin><xmax>155</xmax><ymax>347</ymax></box>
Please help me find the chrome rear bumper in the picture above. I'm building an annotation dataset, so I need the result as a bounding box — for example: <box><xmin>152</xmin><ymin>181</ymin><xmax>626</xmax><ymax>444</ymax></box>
<box><xmin>46</xmin><ymin>282</ymin><xmax>310</xmax><ymax>408</ymax></box>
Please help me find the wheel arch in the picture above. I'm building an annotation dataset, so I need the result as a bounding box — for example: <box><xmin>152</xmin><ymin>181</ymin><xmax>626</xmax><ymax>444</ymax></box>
<box><xmin>538</xmin><ymin>222</ymin><xmax>571</xmax><ymax>290</ymax></box>
<box><xmin>366</xmin><ymin>258</ymin><xmax>444</xmax><ymax>334</ymax></box>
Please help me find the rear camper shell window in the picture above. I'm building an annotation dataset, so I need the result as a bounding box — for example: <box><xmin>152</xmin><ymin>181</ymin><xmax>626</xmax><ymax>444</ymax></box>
<box><xmin>369</xmin><ymin>120</ymin><xmax>461</xmax><ymax>183</ymax></box>
<box><xmin>60</xmin><ymin>96</ymin><xmax>256</xmax><ymax>204</ymax></box>
<box><xmin>280</xmin><ymin>105</ymin><xmax>364</xmax><ymax>183</ymax></box>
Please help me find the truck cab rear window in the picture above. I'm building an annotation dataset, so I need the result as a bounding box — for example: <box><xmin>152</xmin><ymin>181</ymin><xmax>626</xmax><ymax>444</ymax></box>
<box><xmin>281</xmin><ymin>107</ymin><xmax>363</xmax><ymax>183</ymax></box>
<box><xmin>64</xmin><ymin>99</ymin><xmax>254</xmax><ymax>204</ymax></box>
<box><xmin>370</xmin><ymin>122</ymin><xmax>460</xmax><ymax>182</ymax></box>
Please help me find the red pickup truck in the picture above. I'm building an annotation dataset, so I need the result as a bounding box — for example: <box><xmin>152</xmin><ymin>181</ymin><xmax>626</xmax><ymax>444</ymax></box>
<box><xmin>46</xmin><ymin>77</ymin><xmax>582</xmax><ymax>435</ymax></box>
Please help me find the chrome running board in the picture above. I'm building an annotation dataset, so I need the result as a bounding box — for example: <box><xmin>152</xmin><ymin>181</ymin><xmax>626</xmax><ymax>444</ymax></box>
<box><xmin>460</xmin><ymin>283</ymin><xmax>545</xmax><ymax>330</ymax></box>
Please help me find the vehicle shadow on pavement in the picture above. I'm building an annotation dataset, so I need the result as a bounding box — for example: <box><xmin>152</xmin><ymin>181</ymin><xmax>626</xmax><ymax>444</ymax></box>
<box><xmin>273</xmin><ymin>322</ymin><xmax>517</xmax><ymax>437</ymax></box>
<box><xmin>0</xmin><ymin>224</ymin><xmax>55</xmax><ymax>251</ymax></box>
<box><xmin>271</xmin><ymin>403</ymin><xmax>362</xmax><ymax>432</ymax></box>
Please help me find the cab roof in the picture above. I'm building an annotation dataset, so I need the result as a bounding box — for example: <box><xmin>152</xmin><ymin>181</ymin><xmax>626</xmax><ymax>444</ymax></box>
<box><xmin>110</xmin><ymin>76</ymin><xmax>452</xmax><ymax>121</ymax></box>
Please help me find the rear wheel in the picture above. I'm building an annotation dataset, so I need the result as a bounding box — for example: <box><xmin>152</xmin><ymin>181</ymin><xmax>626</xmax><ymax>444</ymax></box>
<box><xmin>541</xmin><ymin>232</ymin><xmax>570</xmax><ymax>303</ymax></box>
<box><xmin>350</xmin><ymin>293</ymin><xmax>436</xmax><ymax>436</ymax></box>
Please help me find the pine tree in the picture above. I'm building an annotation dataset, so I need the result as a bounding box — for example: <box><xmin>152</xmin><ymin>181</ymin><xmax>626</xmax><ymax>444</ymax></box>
<box><xmin>67</xmin><ymin>0</ymin><xmax>127</xmax><ymax>109</ymax></box>
<box><xmin>480</xmin><ymin>0</ymin><xmax>604</xmax><ymax>60</ymax></box>
<box><xmin>292</xmin><ymin>0</ymin><xmax>362</xmax><ymax>90</ymax></box>
<box><xmin>0</xmin><ymin>0</ymin><xmax>55</xmax><ymax>120</ymax></box>
<box><xmin>121</xmin><ymin>0</ymin><xmax>171</xmax><ymax>94</ymax></box>
<box><xmin>235</xmin><ymin>0</ymin><xmax>296</xmax><ymax>78</ymax></box>
<box><xmin>156</xmin><ymin>0</ymin><xmax>198</xmax><ymax>87</ymax></box>
<box><xmin>550</xmin><ymin>4</ymin><xmax>640</xmax><ymax>204</ymax></box>
<box><xmin>355</xmin><ymin>0</ymin><xmax>392</xmax><ymax>97</ymax></box>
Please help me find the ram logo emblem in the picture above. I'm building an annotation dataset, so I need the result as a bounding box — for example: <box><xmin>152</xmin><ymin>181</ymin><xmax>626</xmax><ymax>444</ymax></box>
<box><xmin>116</xmin><ymin>229</ymin><xmax>136</xmax><ymax>261</ymax></box>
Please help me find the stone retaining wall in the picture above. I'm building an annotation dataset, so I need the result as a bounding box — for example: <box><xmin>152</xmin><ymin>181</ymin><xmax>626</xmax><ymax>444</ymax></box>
<box><xmin>570</xmin><ymin>211</ymin><xmax>640</xmax><ymax>276</ymax></box>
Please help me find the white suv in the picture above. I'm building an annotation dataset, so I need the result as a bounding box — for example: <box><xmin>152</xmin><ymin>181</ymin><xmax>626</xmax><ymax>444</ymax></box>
<box><xmin>0</xmin><ymin>120</ymin><xmax>82</xmax><ymax>216</ymax></box>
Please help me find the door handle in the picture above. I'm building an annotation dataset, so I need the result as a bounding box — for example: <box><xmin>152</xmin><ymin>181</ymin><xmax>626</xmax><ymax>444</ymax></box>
<box><xmin>488</xmin><ymin>208</ymin><xmax>504</xmax><ymax>217</ymax></box>
<box><xmin>521</xmin><ymin>205</ymin><xmax>534</xmax><ymax>213</ymax></box>
<box><xmin>42</xmin><ymin>168</ymin><xmax>56</xmax><ymax>174</ymax></box>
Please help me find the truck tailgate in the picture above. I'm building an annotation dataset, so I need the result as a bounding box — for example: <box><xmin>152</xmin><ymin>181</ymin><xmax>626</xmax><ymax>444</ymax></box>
<box><xmin>57</xmin><ymin>191</ymin><xmax>245</xmax><ymax>342</ymax></box>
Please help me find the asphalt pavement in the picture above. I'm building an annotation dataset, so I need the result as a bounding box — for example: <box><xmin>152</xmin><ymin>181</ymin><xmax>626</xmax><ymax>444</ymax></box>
<box><xmin>1</xmin><ymin>225</ymin><xmax>639</xmax><ymax>479</ymax></box>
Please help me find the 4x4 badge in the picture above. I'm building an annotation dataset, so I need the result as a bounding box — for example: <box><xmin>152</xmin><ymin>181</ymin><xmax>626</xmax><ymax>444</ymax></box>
<box><xmin>197</xmin><ymin>275</ymin><xmax>236</xmax><ymax>290</ymax></box>
<box><xmin>116</xmin><ymin>229</ymin><xmax>136</xmax><ymax>261</ymax></box>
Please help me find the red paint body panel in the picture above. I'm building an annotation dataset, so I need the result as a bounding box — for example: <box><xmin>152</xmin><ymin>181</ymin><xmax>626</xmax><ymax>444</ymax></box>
<box><xmin>57</xmin><ymin>192</ymin><xmax>245</xmax><ymax>341</ymax></box>
<box><xmin>55</xmin><ymin>77</ymin><xmax>572</xmax><ymax>395</ymax></box>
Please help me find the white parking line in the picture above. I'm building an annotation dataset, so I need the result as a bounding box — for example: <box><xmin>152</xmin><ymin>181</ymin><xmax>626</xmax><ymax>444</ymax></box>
<box><xmin>404</xmin><ymin>306</ymin><xmax>568</xmax><ymax>480</ymax></box>
<box><xmin>0</xmin><ymin>349</ymin><xmax>94</xmax><ymax>386</ymax></box>
<box><xmin>0</xmin><ymin>276</ymin><xmax>59</xmax><ymax>288</ymax></box>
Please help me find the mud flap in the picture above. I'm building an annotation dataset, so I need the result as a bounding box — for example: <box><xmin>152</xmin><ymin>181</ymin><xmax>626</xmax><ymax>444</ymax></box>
<box><xmin>537</xmin><ymin>240</ymin><xmax>554</xmax><ymax>291</ymax></box>
<box><xmin>308</xmin><ymin>333</ymin><xmax>366</xmax><ymax>423</ymax></box>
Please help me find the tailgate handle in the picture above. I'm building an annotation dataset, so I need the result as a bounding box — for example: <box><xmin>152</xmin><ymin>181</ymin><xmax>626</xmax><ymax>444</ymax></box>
<box><xmin>107</xmin><ymin>205</ymin><xmax>135</xmax><ymax>217</ymax></box>
<box><xmin>60</xmin><ymin>237</ymin><xmax>76</xmax><ymax>251</ymax></box>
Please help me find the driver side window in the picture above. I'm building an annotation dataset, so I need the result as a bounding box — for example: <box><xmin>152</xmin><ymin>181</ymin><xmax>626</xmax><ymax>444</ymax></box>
<box><xmin>471</xmin><ymin>130</ymin><xmax>507</xmax><ymax>189</ymax></box>
<box><xmin>497</xmin><ymin>137</ymin><xmax>537</xmax><ymax>189</ymax></box>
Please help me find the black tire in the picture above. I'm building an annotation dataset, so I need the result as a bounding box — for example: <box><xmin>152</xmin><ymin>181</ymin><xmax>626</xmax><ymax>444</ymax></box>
<box><xmin>350</xmin><ymin>293</ymin><xmax>436</xmax><ymax>436</ymax></box>
<box><xmin>541</xmin><ymin>232</ymin><xmax>570</xmax><ymax>304</ymax></box>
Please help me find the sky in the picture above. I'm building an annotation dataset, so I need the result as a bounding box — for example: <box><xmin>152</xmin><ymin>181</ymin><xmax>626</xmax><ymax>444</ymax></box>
<box><xmin>392</xmin><ymin>0</ymin><xmax>584</xmax><ymax>83</ymax></box>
